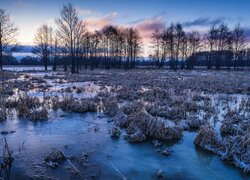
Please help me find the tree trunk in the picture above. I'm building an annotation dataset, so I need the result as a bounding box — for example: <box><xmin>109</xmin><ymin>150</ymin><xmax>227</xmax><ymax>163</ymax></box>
<box><xmin>234</xmin><ymin>54</ymin><xmax>237</xmax><ymax>70</ymax></box>
<box><xmin>44</xmin><ymin>57</ymin><xmax>48</xmax><ymax>71</ymax></box>
<box><xmin>71</xmin><ymin>54</ymin><xmax>75</xmax><ymax>74</ymax></box>
<box><xmin>208</xmin><ymin>53</ymin><xmax>211</xmax><ymax>69</ymax></box>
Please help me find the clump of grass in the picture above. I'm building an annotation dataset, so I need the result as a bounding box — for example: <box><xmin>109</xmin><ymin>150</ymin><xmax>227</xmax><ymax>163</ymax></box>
<box><xmin>44</xmin><ymin>148</ymin><xmax>66</xmax><ymax>162</ymax></box>
<box><xmin>0</xmin><ymin>107</ymin><xmax>7</xmax><ymax>121</ymax></box>
<box><xmin>194</xmin><ymin>124</ymin><xmax>223</xmax><ymax>153</ymax></box>
<box><xmin>111</xmin><ymin>125</ymin><xmax>122</xmax><ymax>138</ymax></box>
<box><xmin>115</xmin><ymin>106</ymin><xmax>183</xmax><ymax>142</ymax></box>
<box><xmin>30</xmin><ymin>107</ymin><xmax>48</xmax><ymax>121</ymax></box>
<box><xmin>220</xmin><ymin>114</ymin><xmax>250</xmax><ymax>173</ymax></box>
<box><xmin>124</xmin><ymin>129</ymin><xmax>146</xmax><ymax>143</ymax></box>
<box><xmin>50</xmin><ymin>96</ymin><xmax>60</xmax><ymax>110</ymax></box>
<box><xmin>16</xmin><ymin>93</ymin><xmax>41</xmax><ymax>118</ymax></box>
<box><xmin>0</xmin><ymin>97</ymin><xmax>7</xmax><ymax>121</ymax></box>
<box><xmin>59</xmin><ymin>95</ymin><xmax>98</xmax><ymax>113</ymax></box>
<box><xmin>222</xmin><ymin>129</ymin><xmax>250</xmax><ymax>173</ymax></box>
<box><xmin>220</xmin><ymin>115</ymin><xmax>240</xmax><ymax>136</ymax></box>
<box><xmin>102</xmin><ymin>97</ymin><xmax>118</xmax><ymax>116</ymax></box>
<box><xmin>183</xmin><ymin>116</ymin><xmax>207</xmax><ymax>130</ymax></box>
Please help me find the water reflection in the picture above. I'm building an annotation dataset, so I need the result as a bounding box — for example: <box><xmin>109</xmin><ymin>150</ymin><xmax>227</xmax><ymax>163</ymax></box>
<box><xmin>0</xmin><ymin>112</ymin><xmax>249</xmax><ymax>179</ymax></box>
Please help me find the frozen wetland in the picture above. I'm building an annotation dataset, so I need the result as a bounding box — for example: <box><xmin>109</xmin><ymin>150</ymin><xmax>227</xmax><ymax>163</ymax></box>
<box><xmin>0</xmin><ymin>69</ymin><xmax>249</xmax><ymax>179</ymax></box>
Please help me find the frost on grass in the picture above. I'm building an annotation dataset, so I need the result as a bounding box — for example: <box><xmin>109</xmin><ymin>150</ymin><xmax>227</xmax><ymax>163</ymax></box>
<box><xmin>194</xmin><ymin>124</ymin><xmax>223</xmax><ymax>153</ymax></box>
<box><xmin>30</xmin><ymin>107</ymin><xmax>48</xmax><ymax>121</ymax></box>
<box><xmin>111</xmin><ymin>125</ymin><xmax>122</xmax><ymax>138</ymax></box>
<box><xmin>220</xmin><ymin>113</ymin><xmax>250</xmax><ymax>173</ymax></box>
<box><xmin>59</xmin><ymin>96</ymin><xmax>99</xmax><ymax>113</ymax></box>
<box><xmin>194</xmin><ymin>112</ymin><xmax>250</xmax><ymax>173</ymax></box>
<box><xmin>0</xmin><ymin>96</ymin><xmax>7</xmax><ymax>121</ymax></box>
<box><xmin>15</xmin><ymin>93</ymin><xmax>41</xmax><ymax>118</ymax></box>
<box><xmin>44</xmin><ymin>149</ymin><xmax>66</xmax><ymax>162</ymax></box>
<box><xmin>0</xmin><ymin>69</ymin><xmax>249</xmax><ymax>174</ymax></box>
<box><xmin>116</xmin><ymin>107</ymin><xmax>183</xmax><ymax>142</ymax></box>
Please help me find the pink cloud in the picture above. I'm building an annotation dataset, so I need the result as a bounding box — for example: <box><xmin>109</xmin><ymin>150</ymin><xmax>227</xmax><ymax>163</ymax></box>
<box><xmin>134</xmin><ymin>16</ymin><xmax>165</xmax><ymax>43</ymax></box>
<box><xmin>86</xmin><ymin>12</ymin><xmax>118</xmax><ymax>32</ymax></box>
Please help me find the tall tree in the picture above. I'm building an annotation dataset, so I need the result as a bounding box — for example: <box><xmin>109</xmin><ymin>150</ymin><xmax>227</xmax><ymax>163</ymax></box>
<box><xmin>52</xmin><ymin>35</ymin><xmax>59</xmax><ymax>71</ymax></box>
<box><xmin>232</xmin><ymin>23</ymin><xmax>246</xmax><ymax>69</ymax></box>
<box><xmin>0</xmin><ymin>8</ymin><xmax>19</xmax><ymax>70</ymax></box>
<box><xmin>75</xmin><ymin>21</ymin><xmax>87</xmax><ymax>73</ymax></box>
<box><xmin>33</xmin><ymin>24</ymin><xmax>53</xmax><ymax>71</ymax></box>
<box><xmin>168</xmin><ymin>24</ymin><xmax>175</xmax><ymax>70</ymax></box>
<box><xmin>206</xmin><ymin>25</ymin><xmax>218</xmax><ymax>69</ymax></box>
<box><xmin>56</xmin><ymin>3</ymin><xmax>86</xmax><ymax>73</ymax></box>
<box><xmin>174</xmin><ymin>23</ymin><xmax>185</xmax><ymax>70</ymax></box>
<box><xmin>213</xmin><ymin>23</ymin><xmax>230</xmax><ymax>70</ymax></box>
<box><xmin>125</xmin><ymin>27</ymin><xmax>142</xmax><ymax>69</ymax></box>
<box><xmin>90</xmin><ymin>31</ymin><xmax>101</xmax><ymax>69</ymax></box>
<box><xmin>151</xmin><ymin>29</ymin><xmax>161</xmax><ymax>68</ymax></box>
<box><xmin>101</xmin><ymin>25</ymin><xmax>118</xmax><ymax>69</ymax></box>
<box><xmin>187</xmin><ymin>31</ymin><xmax>201</xmax><ymax>69</ymax></box>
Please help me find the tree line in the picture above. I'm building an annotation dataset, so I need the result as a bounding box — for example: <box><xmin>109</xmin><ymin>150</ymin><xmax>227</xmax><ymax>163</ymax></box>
<box><xmin>0</xmin><ymin>4</ymin><xmax>250</xmax><ymax>72</ymax></box>
<box><xmin>33</xmin><ymin>4</ymin><xmax>142</xmax><ymax>73</ymax></box>
<box><xmin>151</xmin><ymin>23</ymin><xmax>249</xmax><ymax>70</ymax></box>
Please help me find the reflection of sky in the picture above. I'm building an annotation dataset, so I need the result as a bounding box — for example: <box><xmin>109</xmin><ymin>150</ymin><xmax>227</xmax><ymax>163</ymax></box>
<box><xmin>1</xmin><ymin>0</ymin><xmax>250</xmax><ymax>56</ymax></box>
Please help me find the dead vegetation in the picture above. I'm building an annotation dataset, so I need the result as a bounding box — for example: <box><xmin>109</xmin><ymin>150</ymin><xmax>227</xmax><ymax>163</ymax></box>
<box><xmin>0</xmin><ymin>69</ymin><xmax>249</xmax><ymax>174</ymax></box>
<box><xmin>194</xmin><ymin>111</ymin><xmax>250</xmax><ymax>173</ymax></box>
<box><xmin>0</xmin><ymin>138</ymin><xmax>13</xmax><ymax>179</ymax></box>
<box><xmin>194</xmin><ymin>124</ymin><xmax>223</xmax><ymax>153</ymax></box>
<box><xmin>0</xmin><ymin>97</ymin><xmax>7</xmax><ymax>121</ymax></box>
<box><xmin>220</xmin><ymin>112</ymin><xmax>250</xmax><ymax>173</ymax></box>
<box><xmin>30</xmin><ymin>107</ymin><xmax>48</xmax><ymax>121</ymax></box>
<box><xmin>112</xmin><ymin>106</ymin><xmax>183</xmax><ymax>143</ymax></box>
<box><xmin>44</xmin><ymin>149</ymin><xmax>66</xmax><ymax>163</ymax></box>
<box><xmin>58</xmin><ymin>96</ymin><xmax>99</xmax><ymax>113</ymax></box>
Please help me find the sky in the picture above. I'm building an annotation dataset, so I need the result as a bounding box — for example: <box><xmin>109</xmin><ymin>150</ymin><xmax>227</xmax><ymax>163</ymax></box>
<box><xmin>1</xmin><ymin>0</ymin><xmax>250</xmax><ymax>55</ymax></box>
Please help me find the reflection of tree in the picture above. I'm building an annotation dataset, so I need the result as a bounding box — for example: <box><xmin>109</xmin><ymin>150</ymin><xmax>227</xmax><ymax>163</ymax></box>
<box><xmin>195</xmin><ymin>146</ymin><xmax>213</xmax><ymax>166</ymax></box>
<box><xmin>0</xmin><ymin>137</ymin><xmax>13</xmax><ymax>180</ymax></box>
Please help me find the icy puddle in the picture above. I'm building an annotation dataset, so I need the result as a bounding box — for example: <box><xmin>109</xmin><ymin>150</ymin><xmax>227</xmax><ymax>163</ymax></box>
<box><xmin>0</xmin><ymin>111</ymin><xmax>249</xmax><ymax>180</ymax></box>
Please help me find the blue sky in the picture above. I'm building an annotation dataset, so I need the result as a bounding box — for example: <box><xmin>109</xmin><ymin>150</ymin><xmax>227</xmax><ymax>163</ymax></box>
<box><xmin>1</xmin><ymin>0</ymin><xmax>250</xmax><ymax>54</ymax></box>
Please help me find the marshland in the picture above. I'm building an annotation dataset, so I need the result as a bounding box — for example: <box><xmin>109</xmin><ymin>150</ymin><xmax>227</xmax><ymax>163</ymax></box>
<box><xmin>1</xmin><ymin>0</ymin><xmax>250</xmax><ymax>179</ymax></box>
<box><xmin>0</xmin><ymin>69</ymin><xmax>249</xmax><ymax>179</ymax></box>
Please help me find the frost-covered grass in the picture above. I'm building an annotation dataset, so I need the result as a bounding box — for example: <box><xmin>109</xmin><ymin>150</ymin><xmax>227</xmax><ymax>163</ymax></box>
<box><xmin>0</xmin><ymin>69</ymin><xmax>249</xmax><ymax>173</ymax></box>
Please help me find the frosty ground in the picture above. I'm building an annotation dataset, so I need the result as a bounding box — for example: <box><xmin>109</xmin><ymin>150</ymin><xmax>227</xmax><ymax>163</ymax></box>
<box><xmin>0</xmin><ymin>69</ymin><xmax>249</xmax><ymax>179</ymax></box>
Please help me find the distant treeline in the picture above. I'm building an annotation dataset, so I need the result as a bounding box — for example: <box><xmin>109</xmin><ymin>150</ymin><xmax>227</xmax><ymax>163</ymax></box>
<box><xmin>150</xmin><ymin>23</ymin><xmax>250</xmax><ymax>70</ymax></box>
<box><xmin>1</xmin><ymin>4</ymin><xmax>250</xmax><ymax>72</ymax></box>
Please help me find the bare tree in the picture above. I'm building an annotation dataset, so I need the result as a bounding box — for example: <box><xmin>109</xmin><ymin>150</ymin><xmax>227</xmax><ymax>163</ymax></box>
<box><xmin>101</xmin><ymin>25</ymin><xmax>118</xmax><ymax>69</ymax></box>
<box><xmin>159</xmin><ymin>29</ymin><xmax>169</xmax><ymax>68</ymax></box>
<box><xmin>216</xmin><ymin>23</ymin><xmax>230</xmax><ymax>70</ymax></box>
<box><xmin>52</xmin><ymin>35</ymin><xmax>59</xmax><ymax>71</ymax></box>
<box><xmin>151</xmin><ymin>29</ymin><xmax>161</xmax><ymax>68</ymax></box>
<box><xmin>125</xmin><ymin>27</ymin><xmax>142</xmax><ymax>69</ymax></box>
<box><xmin>98</xmin><ymin>26</ymin><xmax>142</xmax><ymax>69</ymax></box>
<box><xmin>33</xmin><ymin>24</ymin><xmax>53</xmax><ymax>71</ymax></box>
<box><xmin>90</xmin><ymin>31</ymin><xmax>101</xmax><ymax>69</ymax></box>
<box><xmin>75</xmin><ymin>21</ymin><xmax>87</xmax><ymax>73</ymax></box>
<box><xmin>206</xmin><ymin>25</ymin><xmax>218</xmax><ymax>69</ymax></box>
<box><xmin>232</xmin><ymin>23</ymin><xmax>246</xmax><ymax>69</ymax></box>
<box><xmin>0</xmin><ymin>8</ymin><xmax>19</xmax><ymax>70</ymax></box>
<box><xmin>56</xmin><ymin>3</ymin><xmax>86</xmax><ymax>73</ymax></box>
<box><xmin>168</xmin><ymin>24</ymin><xmax>175</xmax><ymax>70</ymax></box>
<box><xmin>187</xmin><ymin>31</ymin><xmax>201</xmax><ymax>69</ymax></box>
<box><xmin>174</xmin><ymin>23</ymin><xmax>185</xmax><ymax>70</ymax></box>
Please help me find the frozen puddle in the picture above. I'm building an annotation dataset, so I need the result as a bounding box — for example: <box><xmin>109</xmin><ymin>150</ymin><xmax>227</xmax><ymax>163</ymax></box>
<box><xmin>0</xmin><ymin>111</ymin><xmax>249</xmax><ymax>179</ymax></box>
